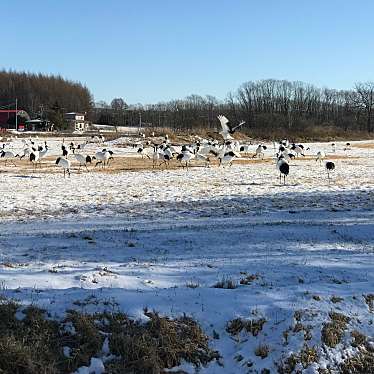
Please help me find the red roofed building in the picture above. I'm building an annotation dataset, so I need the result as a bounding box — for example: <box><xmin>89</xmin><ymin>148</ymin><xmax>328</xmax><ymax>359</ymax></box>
<box><xmin>0</xmin><ymin>109</ymin><xmax>30</xmax><ymax>131</ymax></box>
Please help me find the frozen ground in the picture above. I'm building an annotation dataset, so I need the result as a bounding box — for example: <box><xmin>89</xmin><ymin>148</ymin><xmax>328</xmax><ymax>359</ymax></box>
<box><xmin>0</xmin><ymin>138</ymin><xmax>373</xmax><ymax>373</ymax></box>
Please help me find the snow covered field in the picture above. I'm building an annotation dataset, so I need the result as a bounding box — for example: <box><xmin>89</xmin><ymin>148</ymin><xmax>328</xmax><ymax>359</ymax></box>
<box><xmin>0</xmin><ymin>137</ymin><xmax>373</xmax><ymax>373</ymax></box>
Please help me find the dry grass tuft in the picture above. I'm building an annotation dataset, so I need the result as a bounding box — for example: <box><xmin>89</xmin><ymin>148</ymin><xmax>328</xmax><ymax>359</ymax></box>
<box><xmin>239</xmin><ymin>273</ymin><xmax>259</xmax><ymax>285</ymax></box>
<box><xmin>339</xmin><ymin>348</ymin><xmax>374</xmax><ymax>373</ymax></box>
<box><xmin>330</xmin><ymin>295</ymin><xmax>344</xmax><ymax>303</ymax></box>
<box><xmin>329</xmin><ymin>311</ymin><xmax>350</xmax><ymax>324</ymax></box>
<box><xmin>254</xmin><ymin>344</ymin><xmax>270</xmax><ymax>359</ymax></box>
<box><xmin>62</xmin><ymin>310</ymin><xmax>105</xmax><ymax>371</ymax></box>
<box><xmin>294</xmin><ymin>310</ymin><xmax>303</xmax><ymax>322</ymax></box>
<box><xmin>363</xmin><ymin>294</ymin><xmax>374</xmax><ymax>312</ymax></box>
<box><xmin>299</xmin><ymin>345</ymin><xmax>319</xmax><ymax>368</ymax></box>
<box><xmin>293</xmin><ymin>322</ymin><xmax>304</xmax><ymax>333</ymax></box>
<box><xmin>292</xmin><ymin>320</ymin><xmax>313</xmax><ymax>341</ymax></box>
<box><xmin>278</xmin><ymin>353</ymin><xmax>299</xmax><ymax>374</ymax></box>
<box><xmin>0</xmin><ymin>300</ymin><xmax>217</xmax><ymax>374</ymax></box>
<box><xmin>351</xmin><ymin>330</ymin><xmax>367</xmax><ymax>348</ymax></box>
<box><xmin>212</xmin><ymin>276</ymin><xmax>238</xmax><ymax>289</ymax></box>
<box><xmin>0</xmin><ymin>302</ymin><xmax>65</xmax><ymax>374</ymax></box>
<box><xmin>186</xmin><ymin>281</ymin><xmax>200</xmax><ymax>289</ymax></box>
<box><xmin>107</xmin><ymin>309</ymin><xmax>219</xmax><ymax>373</ymax></box>
<box><xmin>321</xmin><ymin>311</ymin><xmax>350</xmax><ymax>348</ymax></box>
<box><xmin>278</xmin><ymin>345</ymin><xmax>318</xmax><ymax>373</ymax></box>
<box><xmin>226</xmin><ymin>317</ymin><xmax>266</xmax><ymax>337</ymax></box>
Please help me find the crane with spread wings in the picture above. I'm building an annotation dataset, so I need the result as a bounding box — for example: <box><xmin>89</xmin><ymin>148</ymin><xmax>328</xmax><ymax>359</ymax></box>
<box><xmin>217</xmin><ymin>115</ymin><xmax>246</xmax><ymax>140</ymax></box>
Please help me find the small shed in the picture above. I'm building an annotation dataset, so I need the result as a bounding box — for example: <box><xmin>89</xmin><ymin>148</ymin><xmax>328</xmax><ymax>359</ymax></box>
<box><xmin>24</xmin><ymin>119</ymin><xmax>52</xmax><ymax>132</ymax></box>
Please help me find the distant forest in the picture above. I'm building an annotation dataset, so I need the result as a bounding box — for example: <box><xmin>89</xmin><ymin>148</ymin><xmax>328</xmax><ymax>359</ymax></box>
<box><xmin>0</xmin><ymin>70</ymin><xmax>92</xmax><ymax>129</ymax></box>
<box><xmin>1</xmin><ymin>70</ymin><xmax>374</xmax><ymax>138</ymax></box>
<box><xmin>94</xmin><ymin>80</ymin><xmax>374</xmax><ymax>139</ymax></box>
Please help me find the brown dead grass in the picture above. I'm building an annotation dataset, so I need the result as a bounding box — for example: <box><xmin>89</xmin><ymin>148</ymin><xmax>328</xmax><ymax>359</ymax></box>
<box><xmin>321</xmin><ymin>311</ymin><xmax>350</xmax><ymax>348</ymax></box>
<box><xmin>330</xmin><ymin>295</ymin><xmax>344</xmax><ymax>303</ymax></box>
<box><xmin>226</xmin><ymin>317</ymin><xmax>266</xmax><ymax>336</ymax></box>
<box><xmin>352</xmin><ymin>142</ymin><xmax>374</xmax><ymax>149</ymax></box>
<box><xmin>0</xmin><ymin>300</ymin><xmax>217</xmax><ymax>374</ymax></box>
<box><xmin>0</xmin><ymin>152</ymin><xmax>361</xmax><ymax>176</ymax></box>
<box><xmin>254</xmin><ymin>344</ymin><xmax>270</xmax><ymax>359</ymax></box>
<box><xmin>212</xmin><ymin>276</ymin><xmax>238</xmax><ymax>289</ymax></box>
<box><xmin>278</xmin><ymin>345</ymin><xmax>318</xmax><ymax>373</ymax></box>
<box><xmin>364</xmin><ymin>294</ymin><xmax>374</xmax><ymax>312</ymax></box>
<box><xmin>0</xmin><ymin>301</ymin><xmax>65</xmax><ymax>374</ymax></box>
<box><xmin>239</xmin><ymin>273</ymin><xmax>260</xmax><ymax>285</ymax></box>
<box><xmin>339</xmin><ymin>348</ymin><xmax>374</xmax><ymax>373</ymax></box>
<box><xmin>62</xmin><ymin>311</ymin><xmax>105</xmax><ymax>371</ymax></box>
<box><xmin>107</xmin><ymin>309</ymin><xmax>219</xmax><ymax>373</ymax></box>
<box><xmin>351</xmin><ymin>330</ymin><xmax>367</xmax><ymax>348</ymax></box>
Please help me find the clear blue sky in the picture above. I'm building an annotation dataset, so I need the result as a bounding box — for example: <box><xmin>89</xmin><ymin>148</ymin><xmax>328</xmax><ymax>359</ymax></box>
<box><xmin>2</xmin><ymin>0</ymin><xmax>374</xmax><ymax>104</ymax></box>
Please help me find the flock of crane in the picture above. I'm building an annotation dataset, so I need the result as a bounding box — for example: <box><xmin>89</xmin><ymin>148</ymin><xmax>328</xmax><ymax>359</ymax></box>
<box><xmin>0</xmin><ymin>115</ymin><xmax>345</xmax><ymax>182</ymax></box>
<box><xmin>0</xmin><ymin>134</ymin><xmax>113</xmax><ymax>178</ymax></box>
<box><xmin>137</xmin><ymin>115</ymin><xmax>341</xmax><ymax>184</ymax></box>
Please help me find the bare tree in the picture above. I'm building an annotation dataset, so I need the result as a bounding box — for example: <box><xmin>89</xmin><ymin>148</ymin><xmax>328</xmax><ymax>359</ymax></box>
<box><xmin>354</xmin><ymin>82</ymin><xmax>374</xmax><ymax>132</ymax></box>
<box><xmin>110</xmin><ymin>98</ymin><xmax>127</xmax><ymax>111</ymax></box>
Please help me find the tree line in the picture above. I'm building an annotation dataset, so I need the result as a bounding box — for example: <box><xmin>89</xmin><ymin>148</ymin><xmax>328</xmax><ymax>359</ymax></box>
<box><xmin>1</xmin><ymin>70</ymin><xmax>374</xmax><ymax>137</ymax></box>
<box><xmin>93</xmin><ymin>80</ymin><xmax>374</xmax><ymax>138</ymax></box>
<box><xmin>0</xmin><ymin>70</ymin><xmax>92</xmax><ymax>128</ymax></box>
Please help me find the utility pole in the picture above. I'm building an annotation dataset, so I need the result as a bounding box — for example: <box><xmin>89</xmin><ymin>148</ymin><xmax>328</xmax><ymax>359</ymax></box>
<box><xmin>40</xmin><ymin>104</ymin><xmax>44</xmax><ymax>120</ymax></box>
<box><xmin>15</xmin><ymin>98</ymin><xmax>18</xmax><ymax>131</ymax></box>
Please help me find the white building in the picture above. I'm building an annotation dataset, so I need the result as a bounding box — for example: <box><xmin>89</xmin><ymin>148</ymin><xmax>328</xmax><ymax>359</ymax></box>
<box><xmin>64</xmin><ymin>112</ymin><xmax>89</xmax><ymax>131</ymax></box>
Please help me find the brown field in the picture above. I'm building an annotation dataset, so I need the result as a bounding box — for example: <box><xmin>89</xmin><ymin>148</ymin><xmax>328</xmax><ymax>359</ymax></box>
<box><xmin>351</xmin><ymin>142</ymin><xmax>374</xmax><ymax>149</ymax></box>
<box><xmin>0</xmin><ymin>152</ymin><xmax>360</xmax><ymax>176</ymax></box>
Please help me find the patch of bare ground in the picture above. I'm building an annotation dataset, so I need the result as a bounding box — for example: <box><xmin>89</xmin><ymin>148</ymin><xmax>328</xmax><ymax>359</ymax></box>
<box><xmin>0</xmin><ymin>156</ymin><xmax>216</xmax><ymax>175</ymax></box>
<box><xmin>0</xmin><ymin>152</ymin><xmax>362</xmax><ymax>176</ymax></box>
<box><xmin>295</xmin><ymin>154</ymin><xmax>360</xmax><ymax>161</ymax></box>
<box><xmin>352</xmin><ymin>142</ymin><xmax>374</xmax><ymax>149</ymax></box>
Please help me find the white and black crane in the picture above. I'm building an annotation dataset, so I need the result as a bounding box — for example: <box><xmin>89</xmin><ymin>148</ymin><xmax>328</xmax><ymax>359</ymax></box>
<box><xmin>74</xmin><ymin>154</ymin><xmax>93</xmax><ymax>172</ymax></box>
<box><xmin>94</xmin><ymin>149</ymin><xmax>113</xmax><ymax>168</ymax></box>
<box><xmin>316</xmin><ymin>151</ymin><xmax>326</xmax><ymax>164</ymax></box>
<box><xmin>290</xmin><ymin>144</ymin><xmax>305</xmax><ymax>157</ymax></box>
<box><xmin>29</xmin><ymin>150</ymin><xmax>40</xmax><ymax>170</ymax></box>
<box><xmin>219</xmin><ymin>150</ymin><xmax>241</xmax><ymax>167</ymax></box>
<box><xmin>254</xmin><ymin>144</ymin><xmax>267</xmax><ymax>159</ymax></box>
<box><xmin>176</xmin><ymin>148</ymin><xmax>195</xmax><ymax>169</ymax></box>
<box><xmin>325</xmin><ymin>161</ymin><xmax>335</xmax><ymax>182</ymax></box>
<box><xmin>55</xmin><ymin>157</ymin><xmax>71</xmax><ymax>178</ymax></box>
<box><xmin>276</xmin><ymin>157</ymin><xmax>289</xmax><ymax>185</ymax></box>
<box><xmin>137</xmin><ymin>145</ymin><xmax>151</xmax><ymax>159</ymax></box>
<box><xmin>217</xmin><ymin>115</ymin><xmax>246</xmax><ymax>140</ymax></box>
<box><xmin>0</xmin><ymin>150</ymin><xmax>18</xmax><ymax>166</ymax></box>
